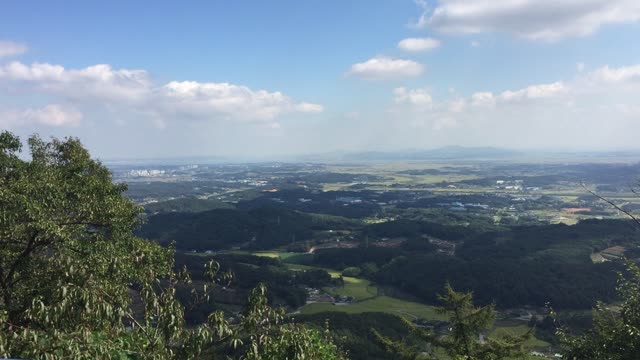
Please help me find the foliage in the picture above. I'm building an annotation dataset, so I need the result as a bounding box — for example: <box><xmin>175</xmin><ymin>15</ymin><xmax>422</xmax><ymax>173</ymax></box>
<box><xmin>376</xmin><ymin>253</ymin><xmax>620</xmax><ymax>309</ymax></box>
<box><xmin>140</xmin><ymin>206</ymin><xmax>357</xmax><ymax>251</ymax></box>
<box><xmin>294</xmin><ymin>312</ymin><xmax>415</xmax><ymax>360</ymax></box>
<box><xmin>374</xmin><ymin>284</ymin><xmax>529</xmax><ymax>360</ymax></box>
<box><xmin>0</xmin><ymin>132</ymin><xmax>226</xmax><ymax>358</ymax></box>
<box><xmin>243</xmin><ymin>319</ymin><xmax>346</xmax><ymax>360</ymax></box>
<box><xmin>144</xmin><ymin>197</ymin><xmax>233</xmax><ymax>214</ymax></box>
<box><xmin>342</xmin><ymin>267</ymin><xmax>362</xmax><ymax>277</ymax></box>
<box><xmin>0</xmin><ymin>132</ymin><xmax>345</xmax><ymax>360</ymax></box>
<box><xmin>313</xmin><ymin>247</ymin><xmax>401</xmax><ymax>270</ymax></box>
<box><xmin>555</xmin><ymin>260</ymin><xmax>640</xmax><ymax>359</ymax></box>
<box><xmin>175</xmin><ymin>253</ymin><xmax>332</xmax><ymax>312</ymax></box>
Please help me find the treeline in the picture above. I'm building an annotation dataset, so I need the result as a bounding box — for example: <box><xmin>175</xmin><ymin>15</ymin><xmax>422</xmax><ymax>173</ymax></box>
<box><xmin>293</xmin><ymin>312</ymin><xmax>413</xmax><ymax>360</ymax></box>
<box><xmin>310</xmin><ymin>219</ymin><xmax>639</xmax><ymax>309</ymax></box>
<box><xmin>236</xmin><ymin>189</ymin><xmax>382</xmax><ymax>218</ymax></box>
<box><xmin>140</xmin><ymin>206</ymin><xmax>358</xmax><ymax>251</ymax></box>
<box><xmin>175</xmin><ymin>253</ymin><xmax>334</xmax><ymax>323</ymax></box>
<box><xmin>144</xmin><ymin>197</ymin><xmax>234</xmax><ymax>214</ymax></box>
<box><xmin>375</xmin><ymin>255</ymin><xmax>620</xmax><ymax>309</ymax></box>
<box><xmin>363</xmin><ymin>218</ymin><xmax>483</xmax><ymax>242</ymax></box>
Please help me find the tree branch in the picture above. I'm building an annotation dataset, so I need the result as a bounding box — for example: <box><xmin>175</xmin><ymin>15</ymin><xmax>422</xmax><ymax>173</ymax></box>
<box><xmin>580</xmin><ymin>182</ymin><xmax>640</xmax><ymax>228</ymax></box>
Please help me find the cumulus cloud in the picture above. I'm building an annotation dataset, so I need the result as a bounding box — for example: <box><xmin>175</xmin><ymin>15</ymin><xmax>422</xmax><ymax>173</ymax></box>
<box><xmin>389</xmin><ymin>87</ymin><xmax>457</xmax><ymax>131</ymax></box>
<box><xmin>347</xmin><ymin>56</ymin><xmax>424</xmax><ymax>80</ymax></box>
<box><xmin>420</xmin><ymin>0</ymin><xmax>640</xmax><ymax>40</ymax></box>
<box><xmin>0</xmin><ymin>62</ymin><xmax>151</xmax><ymax>104</ymax></box>
<box><xmin>589</xmin><ymin>64</ymin><xmax>640</xmax><ymax>83</ymax></box>
<box><xmin>0</xmin><ymin>40</ymin><xmax>27</xmax><ymax>58</ymax></box>
<box><xmin>471</xmin><ymin>92</ymin><xmax>495</xmax><ymax>107</ymax></box>
<box><xmin>159</xmin><ymin>81</ymin><xmax>322</xmax><ymax>121</ymax></box>
<box><xmin>397</xmin><ymin>37</ymin><xmax>441</xmax><ymax>52</ymax></box>
<box><xmin>394</xmin><ymin>87</ymin><xmax>433</xmax><ymax>108</ymax></box>
<box><xmin>389</xmin><ymin>63</ymin><xmax>640</xmax><ymax>149</ymax></box>
<box><xmin>464</xmin><ymin>82</ymin><xmax>569</xmax><ymax>107</ymax></box>
<box><xmin>0</xmin><ymin>61</ymin><xmax>323</xmax><ymax>125</ymax></box>
<box><xmin>295</xmin><ymin>102</ymin><xmax>324</xmax><ymax>113</ymax></box>
<box><xmin>499</xmin><ymin>82</ymin><xmax>568</xmax><ymax>102</ymax></box>
<box><xmin>0</xmin><ymin>104</ymin><xmax>82</xmax><ymax>128</ymax></box>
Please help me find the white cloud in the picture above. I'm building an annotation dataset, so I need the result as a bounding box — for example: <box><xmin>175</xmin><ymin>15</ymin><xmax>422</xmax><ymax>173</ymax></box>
<box><xmin>589</xmin><ymin>64</ymin><xmax>640</xmax><ymax>83</ymax></box>
<box><xmin>397</xmin><ymin>37</ymin><xmax>441</xmax><ymax>52</ymax></box>
<box><xmin>470</xmin><ymin>41</ymin><xmax>481</xmax><ymax>48</ymax></box>
<box><xmin>471</xmin><ymin>92</ymin><xmax>495</xmax><ymax>107</ymax></box>
<box><xmin>295</xmin><ymin>102</ymin><xmax>324</xmax><ymax>113</ymax></box>
<box><xmin>499</xmin><ymin>82</ymin><xmax>568</xmax><ymax>102</ymax></box>
<box><xmin>347</xmin><ymin>56</ymin><xmax>424</xmax><ymax>80</ymax></box>
<box><xmin>0</xmin><ymin>62</ymin><xmax>151</xmax><ymax>103</ymax></box>
<box><xmin>448</xmin><ymin>98</ymin><xmax>466</xmax><ymax>112</ymax></box>
<box><xmin>421</xmin><ymin>0</ymin><xmax>640</xmax><ymax>41</ymax></box>
<box><xmin>394</xmin><ymin>87</ymin><xmax>433</xmax><ymax>108</ymax></box>
<box><xmin>410</xmin><ymin>0</ymin><xmax>431</xmax><ymax>28</ymax></box>
<box><xmin>388</xmin><ymin>64</ymin><xmax>640</xmax><ymax>148</ymax></box>
<box><xmin>160</xmin><ymin>81</ymin><xmax>322</xmax><ymax>121</ymax></box>
<box><xmin>577</xmin><ymin>62</ymin><xmax>586</xmax><ymax>72</ymax></box>
<box><xmin>0</xmin><ymin>62</ymin><xmax>323</xmax><ymax>125</ymax></box>
<box><xmin>0</xmin><ymin>104</ymin><xmax>82</xmax><ymax>128</ymax></box>
<box><xmin>0</xmin><ymin>40</ymin><xmax>27</xmax><ymax>58</ymax></box>
<box><xmin>466</xmin><ymin>82</ymin><xmax>569</xmax><ymax>107</ymax></box>
<box><xmin>25</xmin><ymin>104</ymin><xmax>83</xmax><ymax>126</ymax></box>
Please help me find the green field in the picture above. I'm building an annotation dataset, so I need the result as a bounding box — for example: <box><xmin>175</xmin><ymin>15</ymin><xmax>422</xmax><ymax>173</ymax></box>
<box><xmin>299</xmin><ymin>295</ymin><xmax>446</xmax><ymax>321</ymax></box>
<box><xmin>285</xmin><ymin>257</ymin><xmax>446</xmax><ymax>321</ymax></box>
<box><xmin>256</xmin><ymin>251</ymin><xmax>552</xmax><ymax>351</ymax></box>
<box><xmin>323</xmin><ymin>277</ymin><xmax>377</xmax><ymax>300</ymax></box>
<box><xmin>284</xmin><ymin>263</ymin><xmax>343</xmax><ymax>277</ymax></box>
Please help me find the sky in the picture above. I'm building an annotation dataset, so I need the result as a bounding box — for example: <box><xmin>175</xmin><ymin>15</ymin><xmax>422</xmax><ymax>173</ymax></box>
<box><xmin>1</xmin><ymin>0</ymin><xmax>640</xmax><ymax>160</ymax></box>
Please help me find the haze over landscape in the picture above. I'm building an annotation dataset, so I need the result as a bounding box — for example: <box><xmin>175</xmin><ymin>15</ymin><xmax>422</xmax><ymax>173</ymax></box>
<box><xmin>5</xmin><ymin>2</ymin><xmax>640</xmax><ymax>360</ymax></box>
<box><xmin>2</xmin><ymin>0</ymin><xmax>640</xmax><ymax>159</ymax></box>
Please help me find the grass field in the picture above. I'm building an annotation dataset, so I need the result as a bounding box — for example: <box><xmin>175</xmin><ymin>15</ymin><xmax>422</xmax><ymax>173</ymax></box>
<box><xmin>299</xmin><ymin>295</ymin><xmax>446</xmax><ymax>321</ymax></box>
<box><xmin>225</xmin><ymin>251</ymin><xmax>552</xmax><ymax>353</ymax></box>
<box><xmin>323</xmin><ymin>277</ymin><xmax>377</xmax><ymax>300</ymax></box>
<box><xmin>245</xmin><ymin>251</ymin><xmax>553</xmax><ymax>353</ymax></box>
<box><xmin>286</xmin><ymin>258</ymin><xmax>446</xmax><ymax>321</ymax></box>
<box><xmin>285</xmin><ymin>263</ymin><xmax>343</xmax><ymax>278</ymax></box>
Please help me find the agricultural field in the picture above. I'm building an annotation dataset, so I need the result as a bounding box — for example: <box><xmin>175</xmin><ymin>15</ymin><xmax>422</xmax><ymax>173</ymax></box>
<box><xmin>299</xmin><ymin>295</ymin><xmax>446</xmax><ymax>322</ymax></box>
<box><xmin>131</xmin><ymin>158</ymin><xmax>640</xmax><ymax>359</ymax></box>
<box><xmin>323</xmin><ymin>277</ymin><xmax>378</xmax><ymax>300</ymax></box>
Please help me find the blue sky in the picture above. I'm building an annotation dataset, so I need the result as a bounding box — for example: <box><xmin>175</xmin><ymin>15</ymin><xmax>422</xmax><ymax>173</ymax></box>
<box><xmin>1</xmin><ymin>0</ymin><xmax>640</xmax><ymax>159</ymax></box>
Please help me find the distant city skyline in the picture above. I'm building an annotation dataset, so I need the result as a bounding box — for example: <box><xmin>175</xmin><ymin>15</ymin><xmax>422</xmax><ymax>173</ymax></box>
<box><xmin>1</xmin><ymin>0</ymin><xmax>640</xmax><ymax>159</ymax></box>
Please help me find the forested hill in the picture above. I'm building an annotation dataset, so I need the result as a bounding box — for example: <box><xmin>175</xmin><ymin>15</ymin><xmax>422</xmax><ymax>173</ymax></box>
<box><xmin>139</xmin><ymin>206</ymin><xmax>359</xmax><ymax>250</ymax></box>
<box><xmin>142</xmin><ymin>199</ymin><xmax>638</xmax><ymax>309</ymax></box>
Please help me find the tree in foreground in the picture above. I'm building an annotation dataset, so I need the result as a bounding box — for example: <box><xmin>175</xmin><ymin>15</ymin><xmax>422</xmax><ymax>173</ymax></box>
<box><xmin>555</xmin><ymin>260</ymin><xmax>640</xmax><ymax>359</ymax></box>
<box><xmin>0</xmin><ymin>132</ymin><xmax>344</xmax><ymax>359</ymax></box>
<box><xmin>374</xmin><ymin>283</ymin><xmax>529</xmax><ymax>360</ymax></box>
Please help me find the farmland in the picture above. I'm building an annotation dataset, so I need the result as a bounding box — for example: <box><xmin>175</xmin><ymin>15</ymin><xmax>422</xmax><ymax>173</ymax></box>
<box><xmin>128</xmin><ymin>156</ymin><xmax>640</xmax><ymax>359</ymax></box>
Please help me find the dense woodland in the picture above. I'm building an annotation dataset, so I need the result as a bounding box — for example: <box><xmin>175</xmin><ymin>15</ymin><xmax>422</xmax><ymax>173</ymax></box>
<box><xmin>142</xmin><ymin>202</ymin><xmax>637</xmax><ymax>309</ymax></box>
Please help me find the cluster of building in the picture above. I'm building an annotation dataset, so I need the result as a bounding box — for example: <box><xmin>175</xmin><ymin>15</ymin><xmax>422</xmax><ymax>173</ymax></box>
<box><xmin>127</xmin><ymin>169</ymin><xmax>166</xmax><ymax>177</ymax></box>
<box><xmin>437</xmin><ymin>201</ymin><xmax>490</xmax><ymax>212</ymax></box>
